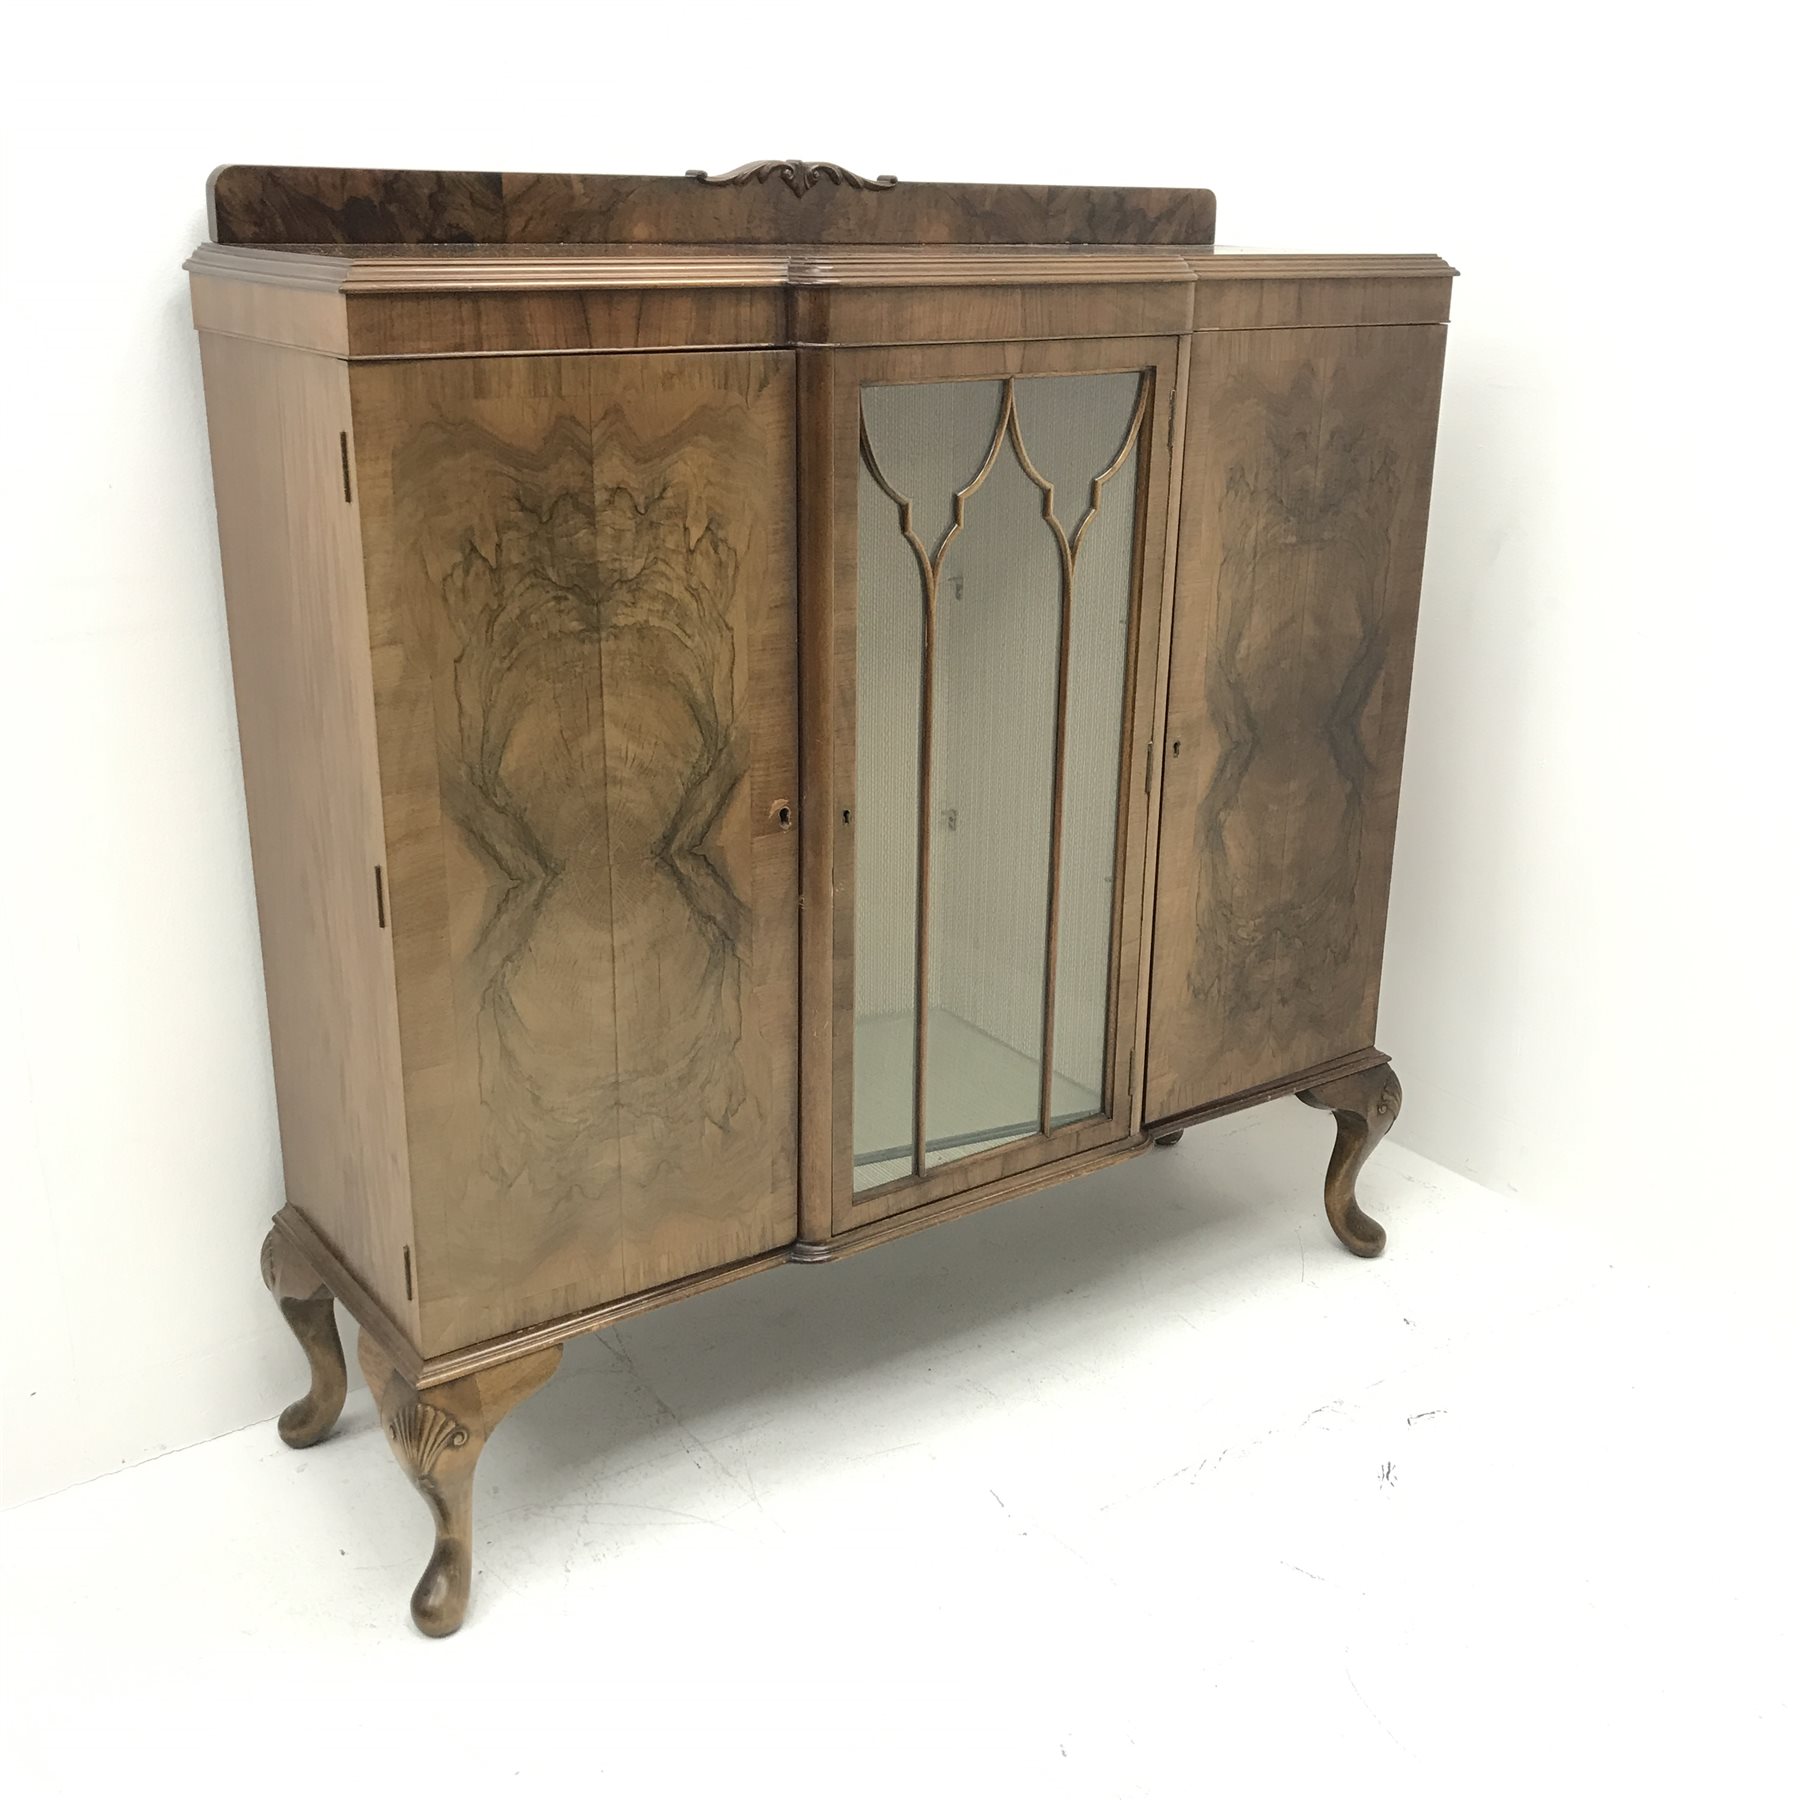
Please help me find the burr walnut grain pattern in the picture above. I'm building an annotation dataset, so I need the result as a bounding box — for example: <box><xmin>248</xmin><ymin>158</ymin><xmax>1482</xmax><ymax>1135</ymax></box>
<box><xmin>207</xmin><ymin>163</ymin><xmax>1217</xmax><ymax>248</ymax></box>
<box><xmin>350</xmin><ymin>350</ymin><xmax>799</xmax><ymax>1356</ymax></box>
<box><xmin>1146</xmin><ymin>324</ymin><xmax>1447</xmax><ymax>1123</ymax></box>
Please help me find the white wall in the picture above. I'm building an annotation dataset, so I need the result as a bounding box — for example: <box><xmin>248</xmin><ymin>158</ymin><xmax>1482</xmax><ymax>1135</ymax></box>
<box><xmin>4</xmin><ymin>0</ymin><xmax>1791</xmax><ymax>1508</ymax></box>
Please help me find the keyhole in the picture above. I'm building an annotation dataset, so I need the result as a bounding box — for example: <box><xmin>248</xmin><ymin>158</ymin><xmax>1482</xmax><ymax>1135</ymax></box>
<box><xmin>774</xmin><ymin>803</ymin><xmax>792</xmax><ymax>828</ymax></box>
<box><xmin>1171</xmin><ymin>740</ymin><xmax>1182</xmax><ymax>757</ymax></box>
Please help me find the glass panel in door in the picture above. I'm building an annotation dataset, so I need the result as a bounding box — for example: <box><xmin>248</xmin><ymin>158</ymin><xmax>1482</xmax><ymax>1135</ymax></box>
<box><xmin>852</xmin><ymin>369</ymin><xmax>1148</xmax><ymax>1192</ymax></box>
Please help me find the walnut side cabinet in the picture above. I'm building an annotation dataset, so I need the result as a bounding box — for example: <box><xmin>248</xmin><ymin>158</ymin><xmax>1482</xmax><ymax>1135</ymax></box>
<box><xmin>190</xmin><ymin>162</ymin><xmax>1453</xmax><ymax>1635</ymax></box>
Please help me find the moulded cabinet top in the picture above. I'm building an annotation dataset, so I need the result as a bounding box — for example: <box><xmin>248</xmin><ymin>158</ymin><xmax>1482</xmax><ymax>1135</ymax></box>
<box><xmin>185</xmin><ymin>240</ymin><xmax>1211</xmax><ymax>292</ymax></box>
<box><xmin>185</xmin><ymin>166</ymin><xmax>1454</xmax><ymax>358</ymax></box>
<box><xmin>184</xmin><ymin>239</ymin><xmax>1456</xmax><ymax>294</ymax></box>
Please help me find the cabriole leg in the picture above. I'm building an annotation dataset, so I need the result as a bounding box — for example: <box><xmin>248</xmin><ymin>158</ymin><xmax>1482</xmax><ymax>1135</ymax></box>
<box><xmin>1297</xmin><ymin>1063</ymin><xmax>1403</xmax><ymax>1258</ymax></box>
<box><xmin>357</xmin><ymin>1332</ymin><xmax>562</xmax><ymax>1638</ymax></box>
<box><xmin>260</xmin><ymin>1225</ymin><xmax>347</xmax><ymax>1448</ymax></box>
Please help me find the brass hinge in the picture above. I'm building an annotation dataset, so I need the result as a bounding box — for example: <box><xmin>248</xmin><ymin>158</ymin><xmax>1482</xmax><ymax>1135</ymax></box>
<box><xmin>1145</xmin><ymin>734</ymin><xmax>1156</xmax><ymax>796</ymax></box>
<box><xmin>338</xmin><ymin>431</ymin><xmax>352</xmax><ymax>504</ymax></box>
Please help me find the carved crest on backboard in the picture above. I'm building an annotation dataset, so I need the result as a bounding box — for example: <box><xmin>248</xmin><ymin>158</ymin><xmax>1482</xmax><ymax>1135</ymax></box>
<box><xmin>687</xmin><ymin>160</ymin><xmax>898</xmax><ymax>197</ymax></box>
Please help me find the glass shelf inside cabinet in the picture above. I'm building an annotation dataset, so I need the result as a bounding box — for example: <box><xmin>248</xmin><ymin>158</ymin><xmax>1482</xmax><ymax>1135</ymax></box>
<box><xmin>852</xmin><ymin>369</ymin><xmax>1147</xmax><ymax>1193</ymax></box>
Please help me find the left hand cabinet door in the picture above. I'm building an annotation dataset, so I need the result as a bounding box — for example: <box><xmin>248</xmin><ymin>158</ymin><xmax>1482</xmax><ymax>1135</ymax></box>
<box><xmin>351</xmin><ymin>351</ymin><xmax>799</xmax><ymax>1356</ymax></box>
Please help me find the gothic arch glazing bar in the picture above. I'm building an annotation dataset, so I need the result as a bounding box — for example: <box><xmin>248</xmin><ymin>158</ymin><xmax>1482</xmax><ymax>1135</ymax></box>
<box><xmin>852</xmin><ymin>365</ymin><xmax>1153</xmax><ymax>1196</ymax></box>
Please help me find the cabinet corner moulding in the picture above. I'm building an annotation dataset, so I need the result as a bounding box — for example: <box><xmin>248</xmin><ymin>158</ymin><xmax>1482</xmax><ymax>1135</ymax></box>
<box><xmin>191</xmin><ymin>162</ymin><xmax>1454</xmax><ymax>1634</ymax></box>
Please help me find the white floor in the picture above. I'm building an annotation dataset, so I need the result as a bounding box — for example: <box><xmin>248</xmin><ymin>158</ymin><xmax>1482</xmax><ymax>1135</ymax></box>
<box><xmin>2</xmin><ymin>1106</ymin><xmax>1793</xmax><ymax>1798</ymax></box>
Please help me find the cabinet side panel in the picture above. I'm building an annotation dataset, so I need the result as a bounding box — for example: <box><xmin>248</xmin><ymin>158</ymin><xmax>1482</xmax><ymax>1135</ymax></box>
<box><xmin>197</xmin><ymin>334</ymin><xmax>418</xmax><ymax>1333</ymax></box>
<box><xmin>1146</xmin><ymin>323</ymin><xmax>1446</xmax><ymax>1122</ymax></box>
<box><xmin>352</xmin><ymin>351</ymin><xmax>799</xmax><ymax>1355</ymax></box>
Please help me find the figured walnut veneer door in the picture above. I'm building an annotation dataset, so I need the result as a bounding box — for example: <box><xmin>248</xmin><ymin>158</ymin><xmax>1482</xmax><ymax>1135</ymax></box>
<box><xmin>1146</xmin><ymin>324</ymin><xmax>1446</xmax><ymax>1123</ymax></box>
<box><xmin>351</xmin><ymin>351</ymin><xmax>799</xmax><ymax>1355</ymax></box>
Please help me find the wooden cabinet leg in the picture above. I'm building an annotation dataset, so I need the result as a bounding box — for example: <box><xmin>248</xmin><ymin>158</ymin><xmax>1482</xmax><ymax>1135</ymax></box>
<box><xmin>356</xmin><ymin>1332</ymin><xmax>562</xmax><ymax>1638</ymax></box>
<box><xmin>1296</xmin><ymin>1063</ymin><xmax>1402</xmax><ymax>1258</ymax></box>
<box><xmin>1153</xmin><ymin>1130</ymin><xmax>1185</xmax><ymax>1147</ymax></box>
<box><xmin>260</xmin><ymin>1226</ymin><xmax>347</xmax><ymax>1448</ymax></box>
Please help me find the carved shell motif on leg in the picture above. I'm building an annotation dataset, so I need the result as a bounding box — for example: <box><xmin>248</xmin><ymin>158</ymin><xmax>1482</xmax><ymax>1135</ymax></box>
<box><xmin>386</xmin><ymin>1402</ymin><xmax>471</xmax><ymax>1481</ymax></box>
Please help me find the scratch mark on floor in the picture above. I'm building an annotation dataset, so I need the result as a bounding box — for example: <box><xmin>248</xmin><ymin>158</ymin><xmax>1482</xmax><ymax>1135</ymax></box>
<box><xmin>598</xmin><ymin>1335</ymin><xmax>764</xmax><ymax>1513</ymax></box>
<box><xmin>1096</xmin><ymin>1460</ymin><xmax>1211</xmax><ymax>1512</ymax></box>
<box><xmin>1344</xmin><ymin>1661</ymin><xmax>1413</xmax><ymax>1755</ymax></box>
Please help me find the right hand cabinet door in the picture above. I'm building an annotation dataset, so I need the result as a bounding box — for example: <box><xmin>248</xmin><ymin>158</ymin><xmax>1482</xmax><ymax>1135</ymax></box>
<box><xmin>1145</xmin><ymin>323</ymin><xmax>1447</xmax><ymax>1125</ymax></box>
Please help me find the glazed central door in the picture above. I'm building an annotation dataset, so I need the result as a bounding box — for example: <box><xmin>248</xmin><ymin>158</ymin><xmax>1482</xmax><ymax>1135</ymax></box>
<box><xmin>825</xmin><ymin>338</ymin><xmax>1179</xmax><ymax>1232</ymax></box>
